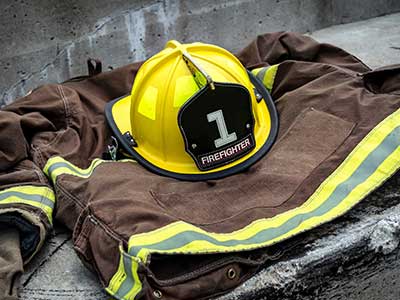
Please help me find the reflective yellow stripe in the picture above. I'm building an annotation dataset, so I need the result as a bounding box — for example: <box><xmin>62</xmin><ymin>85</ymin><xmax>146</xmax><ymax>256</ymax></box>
<box><xmin>44</xmin><ymin>157</ymin><xmax>104</xmax><ymax>184</ymax></box>
<box><xmin>0</xmin><ymin>185</ymin><xmax>55</xmax><ymax>224</ymax></box>
<box><xmin>43</xmin><ymin>156</ymin><xmax>136</xmax><ymax>184</ymax></box>
<box><xmin>106</xmin><ymin>246</ymin><xmax>142</xmax><ymax>300</ymax></box>
<box><xmin>251</xmin><ymin>64</ymin><xmax>279</xmax><ymax>91</ymax></box>
<box><xmin>251</xmin><ymin>68</ymin><xmax>262</xmax><ymax>76</ymax></box>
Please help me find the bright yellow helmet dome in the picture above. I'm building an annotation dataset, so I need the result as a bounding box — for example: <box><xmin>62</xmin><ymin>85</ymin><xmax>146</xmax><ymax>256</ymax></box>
<box><xmin>106</xmin><ymin>40</ymin><xmax>278</xmax><ymax>180</ymax></box>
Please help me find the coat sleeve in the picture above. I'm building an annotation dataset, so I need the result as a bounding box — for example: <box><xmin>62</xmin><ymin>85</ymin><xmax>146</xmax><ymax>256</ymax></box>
<box><xmin>0</xmin><ymin>85</ymin><xmax>68</xmax><ymax>264</ymax></box>
<box><xmin>237</xmin><ymin>31</ymin><xmax>371</xmax><ymax>73</ymax></box>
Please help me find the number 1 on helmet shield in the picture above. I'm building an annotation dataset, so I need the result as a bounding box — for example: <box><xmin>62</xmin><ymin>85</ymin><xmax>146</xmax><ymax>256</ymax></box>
<box><xmin>207</xmin><ymin>109</ymin><xmax>238</xmax><ymax>148</ymax></box>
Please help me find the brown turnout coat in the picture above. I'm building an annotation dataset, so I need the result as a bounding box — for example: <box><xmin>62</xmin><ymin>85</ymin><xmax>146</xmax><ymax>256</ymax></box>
<box><xmin>0</xmin><ymin>32</ymin><xmax>399</xmax><ymax>300</ymax></box>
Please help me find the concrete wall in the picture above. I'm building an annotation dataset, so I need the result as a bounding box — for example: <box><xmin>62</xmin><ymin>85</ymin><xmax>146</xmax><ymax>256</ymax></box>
<box><xmin>1</xmin><ymin>0</ymin><xmax>400</xmax><ymax>106</ymax></box>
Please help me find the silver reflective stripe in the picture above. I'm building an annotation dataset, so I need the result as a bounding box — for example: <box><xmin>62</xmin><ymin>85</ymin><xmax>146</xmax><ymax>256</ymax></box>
<box><xmin>116</xmin><ymin>255</ymin><xmax>135</xmax><ymax>298</ymax></box>
<box><xmin>47</xmin><ymin>162</ymin><xmax>91</xmax><ymax>178</ymax></box>
<box><xmin>0</xmin><ymin>191</ymin><xmax>54</xmax><ymax>210</ymax></box>
<box><xmin>256</xmin><ymin>66</ymin><xmax>269</xmax><ymax>83</ymax></box>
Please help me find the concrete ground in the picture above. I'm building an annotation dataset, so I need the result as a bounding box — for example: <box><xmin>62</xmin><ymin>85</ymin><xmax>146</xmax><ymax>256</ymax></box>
<box><xmin>17</xmin><ymin>12</ymin><xmax>400</xmax><ymax>300</ymax></box>
<box><xmin>310</xmin><ymin>13</ymin><xmax>400</xmax><ymax>68</ymax></box>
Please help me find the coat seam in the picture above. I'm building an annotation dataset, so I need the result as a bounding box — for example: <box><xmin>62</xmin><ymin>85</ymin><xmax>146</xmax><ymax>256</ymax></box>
<box><xmin>87</xmin><ymin>213</ymin><xmax>126</xmax><ymax>244</ymax></box>
<box><xmin>56</xmin><ymin>181</ymin><xmax>125</xmax><ymax>242</ymax></box>
<box><xmin>57</xmin><ymin>85</ymin><xmax>72</xmax><ymax>127</ymax></box>
<box><xmin>55</xmin><ymin>181</ymin><xmax>85</xmax><ymax>209</ymax></box>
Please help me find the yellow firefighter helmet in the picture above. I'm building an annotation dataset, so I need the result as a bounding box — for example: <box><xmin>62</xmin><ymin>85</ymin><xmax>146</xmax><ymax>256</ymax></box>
<box><xmin>106</xmin><ymin>40</ymin><xmax>278</xmax><ymax>180</ymax></box>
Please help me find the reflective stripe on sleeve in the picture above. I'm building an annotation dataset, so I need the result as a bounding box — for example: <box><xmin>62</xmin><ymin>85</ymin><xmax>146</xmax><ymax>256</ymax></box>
<box><xmin>0</xmin><ymin>185</ymin><xmax>55</xmax><ymax>224</ymax></box>
<box><xmin>251</xmin><ymin>64</ymin><xmax>279</xmax><ymax>91</ymax></box>
<box><xmin>43</xmin><ymin>157</ymin><xmax>105</xmax><ymax>184</ymax></box>
<box><xmin>43</xmin><ymin>156</ymin><xmax>136</xmax><ymax>184</ymax></box>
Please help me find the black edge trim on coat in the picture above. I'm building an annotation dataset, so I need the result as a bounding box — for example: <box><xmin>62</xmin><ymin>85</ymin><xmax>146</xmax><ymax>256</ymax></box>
<box><xmin>104</xmin><ymin>71</ymin><xmax>279</xmax><ymax>182</ymax></box>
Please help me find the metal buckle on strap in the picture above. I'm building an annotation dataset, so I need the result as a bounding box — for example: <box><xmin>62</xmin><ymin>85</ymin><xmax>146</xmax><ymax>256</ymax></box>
<box><xmin>107</xmin><ymin>136</ymin><xmax>119</xmax><ymax>161</ymax></box>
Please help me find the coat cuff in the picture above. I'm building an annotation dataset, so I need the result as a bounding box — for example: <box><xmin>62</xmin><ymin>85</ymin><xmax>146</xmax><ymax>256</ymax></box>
<box><xmin>0</xmin><ymin>185</ymin><xmax>55</xmax><ymax>263</ymax></box>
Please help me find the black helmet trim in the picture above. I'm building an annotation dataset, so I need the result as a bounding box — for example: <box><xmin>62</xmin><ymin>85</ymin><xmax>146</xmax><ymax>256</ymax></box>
<box><xmin>105</xmin><ymin>71</ymin><xmax>279</xmax><ymax>181</ymax></box>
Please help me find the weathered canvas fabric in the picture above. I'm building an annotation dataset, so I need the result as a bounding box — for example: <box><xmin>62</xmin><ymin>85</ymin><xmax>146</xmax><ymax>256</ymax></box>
<box><xmin>0</xmin><ymin>228</ymin><xmax>22</xmax><ymax>300</ymax></box>
<box><xmin>0</xmin><ymin>32</ymin><xmax>399</xmax><ymax>300</ymax></box>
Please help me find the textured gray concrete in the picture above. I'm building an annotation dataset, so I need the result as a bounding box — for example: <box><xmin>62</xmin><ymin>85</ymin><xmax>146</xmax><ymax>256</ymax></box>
<box><xmin>1</xmin><ymin>0</ymin><xmax>400</xmax><ymax>106</ymax></box>
<box><xmin>19</xmin><ymin>230</ymin><xmax>104</xmax><ymax>300</ymax></box>
<box><xmin>311</xmin><ymin>13</ymin><xmax>400</xmax><ymax>68</ymax></box>
<box><xmin>15</xmin><ymin>13</ymin><xmax>400</xmax><ymax>300</ymax></box>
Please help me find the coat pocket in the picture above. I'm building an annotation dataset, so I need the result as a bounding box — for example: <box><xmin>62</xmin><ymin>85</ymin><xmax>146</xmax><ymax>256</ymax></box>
<box><xmin>151</xmin><ymin>108</ymin><xmax>355</xmax><ymax>225</ymax></box>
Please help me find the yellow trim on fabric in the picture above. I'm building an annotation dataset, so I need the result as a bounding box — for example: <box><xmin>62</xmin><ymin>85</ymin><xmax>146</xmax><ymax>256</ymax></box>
<box><xmin>43</xmin><ymin>157</ymin><xmax>101</xmax><ymax>183</ymax></box>
<box><xmin>127</xmin><ymin>108</ymin><xmax>400</xmax><ymax>257</ymax></box>
<box><xmin>106</xmin><ymin>246</ymin><xmax>142</xmax><ymax>300</ymax></box>
<box><xmin>251</xmin><ymin>68</ymin><xmax>262</xmax><ymax>76</ymax></box>
<box><xmin>264</xmin><ymin>64</ymin><xmax>279</xmax><ymax>91</ymax></box>
<box><xmin>251</xmin><ymin>64</ymin><xmax>279</xmax><ymax>91</ymax></box>
<box><xmin>0</xmin><ymin>185</ymin><xmax>55</xmax><ymax>224</ymax></box>
<box><xmin>107</xmin><ymin>249</ymin><xmax>126</xmax><ymax>293</ymax></box>
<box><xmin>125</xmin><ymin>260</ymin><xmax>142</xmax><ymax>300</ymax></box>
<box><xmin>43</xmin><ymin>156</ymin><xmax>137</xmax><ymax>184</ymax></box>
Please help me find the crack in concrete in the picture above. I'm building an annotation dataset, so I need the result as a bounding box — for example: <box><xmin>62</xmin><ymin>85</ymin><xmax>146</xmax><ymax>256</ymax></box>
<box><xmin>22</xmin><ymin>236</ymin><xmax>72</xmax><ymax>288</ymax></box>
<box><xmin>19</xmin><ymin>289</ymin><xmax>108</xmax><ymax>300</ymax></box>
<box><xmin>2</xmin><ymin>3</ymin><xmax>16</xmax><ymax>12</ymax></box>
